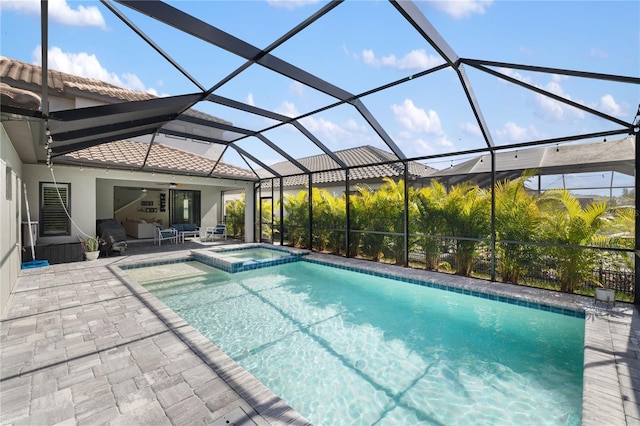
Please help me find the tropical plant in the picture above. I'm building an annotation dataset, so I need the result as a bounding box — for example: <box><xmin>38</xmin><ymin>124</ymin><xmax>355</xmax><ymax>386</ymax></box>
<box><xmin>348</xmin><ymin>187</ymin><xmax>366</xmax><ymax>257</ymax></box>
<box><xmin>493</xmin><ymin>171</ymin><xmax>540</xmax><ymax>283</ymax></box>
<box><xmin>414</xmin><ymin>181</ymin><xmax>448</xmax><ymax>270</ymax></box>
<box><xmin>378</xmin><ymin>178</ymin><xmax>412</xmax><ymax>265</ymax></box>
<box><xmin>352</xmin><ymin>183</ymin><xmax>390</xmax><ymax>262</ymax></box>
<box><xmin>225</xmin><ymin>194</ymin><xmax>245</xmax><ymax>237</ymax></box>
<box><xmin>259</xmin><ymin>197</ymin><xmax>275</xmax><ymax>241</ymax></box>
<box><xmin>83</xmin><ymin>236</ymin><xmax>101</xmax><ymax>252</ymax></box>
<box><xmin>441</xmin><ymin>182</ymin><xmax>490</xmax><ymax>276</ymax></box>
<box><xmin>311</xmin><ymin>188</ymin><xmax>345</xmax><ymax>254</ymax></box>
<box><xmin>283</xmin><ymin>190</ymin><xmax>310</xmax><ymax>248</ymax></box>
<box><xmin>537</xmin><ymin>189</ymin><xmax>609</xmax><ymax>292</ymax></box>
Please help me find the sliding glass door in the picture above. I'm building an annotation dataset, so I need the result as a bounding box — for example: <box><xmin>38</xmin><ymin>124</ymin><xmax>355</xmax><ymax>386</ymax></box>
<box><xmin>169</xmin><ymin>190</ymin><xmax>201</xmax><ymax>226</ymax></box>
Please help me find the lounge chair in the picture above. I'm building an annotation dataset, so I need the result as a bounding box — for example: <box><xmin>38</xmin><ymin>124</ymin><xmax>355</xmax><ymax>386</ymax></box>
<box><xmin>155</xmin><ymin>226</ymin><xmax>178</xmax><ymax>246</ymax></box>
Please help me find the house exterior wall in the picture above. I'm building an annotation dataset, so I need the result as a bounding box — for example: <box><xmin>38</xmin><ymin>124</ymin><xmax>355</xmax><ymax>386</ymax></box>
<box><xmin>23</xmin><ymin>164</ymin><xmax>97</xmax><ymax>245</ymax></box>
<box><xmin>21</xmin><ymin>164</ymin><xmax>253</xmax><ymax>244</ymax></box>
<box><xmin>0</xmin><ymin>124</ymin><xmax>24</xmax><ymax>318</ymax></box>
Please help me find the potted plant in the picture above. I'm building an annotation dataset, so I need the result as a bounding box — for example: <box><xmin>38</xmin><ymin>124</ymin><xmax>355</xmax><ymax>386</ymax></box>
<box><xmin>82</xmin><ymin>236</ymin><xmax>102</xmax><ymax>261</ymax></box>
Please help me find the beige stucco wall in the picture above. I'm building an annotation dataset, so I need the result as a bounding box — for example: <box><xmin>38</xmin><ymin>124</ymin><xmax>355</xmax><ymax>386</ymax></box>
<box><xmin>22</xmin><ymin>163</ymin><xmax>97</xmax><ymax>244</ymax></box>
<box><xmin>0</xmin><ymin>124</ymin><xmax>24</xmax><ymax>318</ymax></box>
<box><xmin>21</xmin><ymin>164</ymin><xmax>254</xmax><ymax>243</ymax></box>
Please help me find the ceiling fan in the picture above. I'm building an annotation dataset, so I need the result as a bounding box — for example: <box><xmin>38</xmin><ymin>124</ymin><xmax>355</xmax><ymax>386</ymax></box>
<box><xmin>154</xmin><ymin>182</ymin><xmax>187</xmax><ymax>188</ymax></box>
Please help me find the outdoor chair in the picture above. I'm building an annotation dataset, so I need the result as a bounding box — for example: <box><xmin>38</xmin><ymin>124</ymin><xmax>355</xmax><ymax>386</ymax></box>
<box><xmin>171</xmin><ymin>223</ymin><xmax>200</xmax><ymax>243</ymax></box>
<box><xmin>155</xmin><ymin>226</ymin><xmax>178</xmax><ymax>246</ymax></box>
<box><xmin>204</xmin><ymin>224</ymin><xmax>227</xmax><ymax>241</ymax></box>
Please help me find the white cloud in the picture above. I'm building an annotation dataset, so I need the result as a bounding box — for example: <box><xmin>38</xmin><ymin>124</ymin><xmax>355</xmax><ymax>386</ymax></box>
<box><xmin>460</xmin><ymin>121</ymin><xmax>482</xmax><ymax>136</ymax></box>
<box><xmin>551</xmin><ymin>74</ymin><xmax>569</xmax><ymax>83</ymax></box>
<box><xmin>362</xmin><ymin>49</ymin><xmax>443</xmax><ymax>70</ymax></box>
<box><xmin>396</xmin><ymin>133</ymin><xmax>453</xmax><ymax>157</ymax></box>
<box><xmin>342</xmin><ymin>43</ymin><xmax>360</xmax><ymax>60</ymax></box>
<box><xmin>499</xmin><ymin>70</ymin><xmax>594</xmax><ymax>124</ymax></box>
<box><xmin>246</xmin><ymin>92</ymin><xmax>255</xmax><ymax>106</ymax></box>
<box><xmin>391</xmin><ymin>99</ymin><xmax>443</xmax><ymax>134</ymax></box>
<box><xmin>496</xmin><ymin>122</ymin><xmax>541</xmax><ymax>142</ymax></box>
<box><xmin>533</xmin><ymin>80</ymin><xmax>585</xmax><ymax>123</ymax></box>
<box><xmin>1</xmin><ymin>0</ymin><xmax>106</xmax><ymax>28</ymax></box>
<box><xmin>599</xmin><ymin>94</ymin><xmax>623</xmax><ymax>116</ymax></box>
<box><xmin>390</xmin><ymin>99</ymin><xmax>454</xmax><ymax>156</ymax></box>
<box><xmin>275</xmin><ymin>101</ymin><xmax>299</xmax><ymax>118</ymax></box>
<box><xmin>266</xmin><ymin>0</ymin><xmax>320</xmax><ymax>10</ymax></box>
<box><xmin>430</xmin><ymin>0</ymin><xmax>494</xmax><ymax>19</ymax></box>
<box><xmin>497</xmin><ymin>67</ymin><xmax>532</xmax><ymax>85</ymax></box>
<box><xmin>121</xmin><ymin>73</ymin><xmax>146</xmax><ymax>92</ymax></box>
<box><xmin>32</xmin><ymin>46</ymin><xmax>162</xmax><ymax>95</ymax></box>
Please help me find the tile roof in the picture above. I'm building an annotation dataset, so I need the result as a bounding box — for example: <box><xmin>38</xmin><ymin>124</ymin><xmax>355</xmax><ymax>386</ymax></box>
<box><xmin>260</xmin><ymin>145</ymin><xmax>437</xmax><ymax>187</ymax></box>
<box><xmin>0</xmin><ymin>56</ymin><xmax>230</xmax><ymax>124</ymax></box>
<box><xmin>56</xmin><ymin>139</ymin><xmax>256</xmax><ymax>180</ymax></box>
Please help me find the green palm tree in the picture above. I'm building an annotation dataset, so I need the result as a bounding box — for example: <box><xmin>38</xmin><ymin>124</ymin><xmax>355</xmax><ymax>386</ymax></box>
<box><xmin>353</xmin><ymin>184</ymin><xmax>387</xmax><ymax>261</ymax></box>
<box><xmin>283</xmin><ymin>190</ymin><xmax>310</xmax><ymax>248</ymax></box>
<box><xmin>376</xmin><ymin>178</ymin><xmax>410</xmax><ymax>265</ymax></box>
<box><xmin>348</xmin><ymin>186</ymin><xmax>367</xmax><ymax>257</ymax></box>
<box><xmin>441</xmin><ymin>182</ymin><xmax>490</xmax><ymax>276</ymax></box>
<box><xmin>493</xmin><ymin>172</ymin><xmax>540</xmax><ymax>284</ymax></box>
<box><xmin>311</xmin><ymin>188</ymin><xmax>346</xmax><ymax>254</ymax></box>
<box><xmin>414</xmin><ymin>181</ymin><xmax>447</xmax><ymax>270</ymax></box>
<box><xmin>225</xmin><ymin>194</ymin><xmax>245</xmax><ymax>237</ymax></box>
<box><xmin>537</xmin><ymin>189</ymin><xmax>609</xmax><ymax>292</ymax></box>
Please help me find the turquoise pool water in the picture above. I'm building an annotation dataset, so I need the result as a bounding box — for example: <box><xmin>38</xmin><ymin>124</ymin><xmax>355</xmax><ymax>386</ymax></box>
<box><xmin>219</xmin><ymin>247</ymin><xmax>290</xmax><ymax>261</ymax></box>
<box><xmin>136</xmin><ymin>261</ymin><xmax>584</xmax><ymax>425</ymax></box>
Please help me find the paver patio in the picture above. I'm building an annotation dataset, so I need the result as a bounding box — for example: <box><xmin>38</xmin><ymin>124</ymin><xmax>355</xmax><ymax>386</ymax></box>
<box><xmin>1</xmin><ymin>242</ymin><xmax>639</xmax><ymax>425</ymax></box>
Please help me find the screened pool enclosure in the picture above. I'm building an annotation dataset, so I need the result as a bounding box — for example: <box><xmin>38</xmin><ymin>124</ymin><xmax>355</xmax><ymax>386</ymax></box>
<box><xmin>3</xmin><ymin>1</ymin><xmax>639</xmax><ymax>302</ymax></box>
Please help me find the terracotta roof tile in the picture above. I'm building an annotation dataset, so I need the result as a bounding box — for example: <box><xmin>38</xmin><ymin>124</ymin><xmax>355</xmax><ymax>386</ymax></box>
<box><xmin>57</xmin><ymin>140</ymin><xmax>256</xmax><ymax>180</ymax></box>
<box><xmin>0</xmin><ymin>57</ymin><xmax>230</xmax><ymax>124</ymax></box>
<box><xmin>261</xmin><ymin>145</ymin><xmax>436</xmax><ymax>187</ymax></box>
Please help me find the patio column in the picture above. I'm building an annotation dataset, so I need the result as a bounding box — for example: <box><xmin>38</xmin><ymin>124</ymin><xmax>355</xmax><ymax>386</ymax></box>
<box><xmin>490</xmin><ymin>150</ymin><xmax>496</xmax><ymax>282</ymax></box>
<box><xmin>403</xmin><ymin>162</ymin><xmax>409</xmax><ymax>267</ymax></box>
<box><xmin>279</xmin><ymin>177</ymin><xmax>284</xmax><ymax>246</ymax></box>
<box><xmin>308</xmin><ymin>173</ymin><xmax>313</xmax><ymax>250</ymax></box>
<box><xmin>245</xmin><ymin>183</ymin><xmax>255</xmax><ymax>243</ymax></box>
<box><xmin>345</xmin><ymin>168</ymin><xmax>350</xmax><ymax>257</ymax></box>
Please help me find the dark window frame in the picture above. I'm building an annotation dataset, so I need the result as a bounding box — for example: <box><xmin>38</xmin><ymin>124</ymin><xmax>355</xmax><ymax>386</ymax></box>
<box><xmin>39</xmin><ymin>182</ymin><xmax>71</xmax><ymax>237</ymax></box>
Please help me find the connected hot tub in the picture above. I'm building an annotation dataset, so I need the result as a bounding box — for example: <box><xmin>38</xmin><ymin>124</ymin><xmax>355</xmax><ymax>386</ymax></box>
<box><xmin>191</xmin><ymin>244</ymin><xmax>309</xmax><ymax>273</ymax></box>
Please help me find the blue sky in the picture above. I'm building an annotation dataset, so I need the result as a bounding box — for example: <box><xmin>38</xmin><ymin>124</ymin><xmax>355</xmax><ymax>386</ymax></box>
<box><xmin>1</xmin><ymin>0</ymin><xmax>638</xmax><ymax>172</ymax></box>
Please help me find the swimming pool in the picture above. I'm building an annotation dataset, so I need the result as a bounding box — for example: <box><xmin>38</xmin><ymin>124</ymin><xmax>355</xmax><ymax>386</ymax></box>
<box><xmin>129</xmin><ymin>260</ymin><xmax>584</xmax><ymax>425</ymax></box>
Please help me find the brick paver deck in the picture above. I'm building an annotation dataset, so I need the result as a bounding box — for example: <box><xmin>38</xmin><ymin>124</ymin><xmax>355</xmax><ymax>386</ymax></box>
<box><xmin>1</xmin><ymin>243</ymin><xmax>639</xmax><ymax>425</ymax></box>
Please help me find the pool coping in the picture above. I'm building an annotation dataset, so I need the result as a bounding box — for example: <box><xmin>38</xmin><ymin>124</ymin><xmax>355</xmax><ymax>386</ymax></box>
<box><xmin>2</xmin><ymin>245</ymin><xmax>638</xmax><ymax>425</ymax></box>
